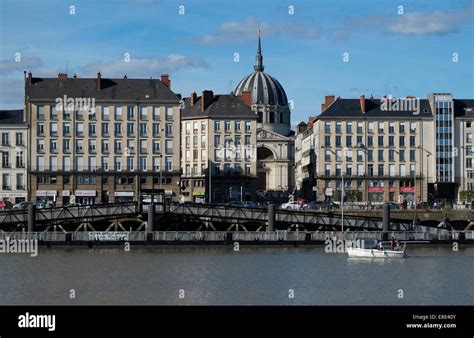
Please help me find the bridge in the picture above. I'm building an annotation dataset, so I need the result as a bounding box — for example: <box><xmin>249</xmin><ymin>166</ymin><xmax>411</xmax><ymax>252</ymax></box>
<box><xmin>1</xmin><ymin>202</ymin><xmax>471</xmax><ymax>232</ymax></box>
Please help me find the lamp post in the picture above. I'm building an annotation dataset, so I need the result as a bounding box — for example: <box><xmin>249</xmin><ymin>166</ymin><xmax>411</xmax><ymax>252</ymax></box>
<box><xmin>357</xmin><ymin>142</ymin><xmax>369</xmax><ymax>208</ymax></box>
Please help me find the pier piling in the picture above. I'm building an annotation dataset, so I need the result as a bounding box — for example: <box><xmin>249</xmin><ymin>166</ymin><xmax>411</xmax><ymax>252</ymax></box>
<box><xmin>382</xmin><ymin>203</ymin><xmax>390</xmax><ymax>241</ymax></box>
<box><xmin>267</xmin><ymin>203</ymin><xmax>275</xmax><ymax>232</ymax></box>
<box><xmin>27</xmin><ymin>204</ymin><xmax>36</xmax><ymax>233</ymax></box>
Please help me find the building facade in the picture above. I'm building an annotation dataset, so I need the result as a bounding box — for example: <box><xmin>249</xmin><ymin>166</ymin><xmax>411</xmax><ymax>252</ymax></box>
<box><xmin>233</xmin><ymin>31</ymin><xmax>295</xmax><ymax>194</ymax></box>
<box><xmin>295</xmin><ymin>93</ymin><xmax>474</xmax><ymax>205</ymax></box>
<box><xmin>25</xmin><ymin>72</ymin><xmax>181</xmax><ymax>206</ymax></box>
<box><xmin>0</xmin><ymin>110</ymin><xmax>28</xmax><ymax>204</ymax></box>
<box><xmin>180</xmin><ymin>91</ymin><xmax>258</xmax><ymax>203</ymax></box>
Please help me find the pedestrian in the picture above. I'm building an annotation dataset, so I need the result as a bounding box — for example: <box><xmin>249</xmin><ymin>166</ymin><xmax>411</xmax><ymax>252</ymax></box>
<box><xmin>390</xmin><ymin>237</ymin><xmax>395</xmax><ymax>251</ymax></box>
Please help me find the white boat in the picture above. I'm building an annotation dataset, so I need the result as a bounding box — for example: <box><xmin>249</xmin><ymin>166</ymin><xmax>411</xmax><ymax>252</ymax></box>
<box><xmin>347</xmin><ymin>238</ymin><xmax>406</xmax><ymax>258</ymax></box>
<box><xmin>347</xmin><ymin>247</ymin><xmax>406</xmax><ymax>258</ymax></box>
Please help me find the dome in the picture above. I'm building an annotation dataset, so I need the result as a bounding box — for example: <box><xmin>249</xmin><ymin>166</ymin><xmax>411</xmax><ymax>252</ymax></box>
<box><xmin>234</xmin><ymin>30</ymin><xmax>288</xmax><ymax>107</ymax></box>
<box><xmin>234</xmin><ymin>71</ymin><xmax>288</xmax><ymax>106</ymax></box>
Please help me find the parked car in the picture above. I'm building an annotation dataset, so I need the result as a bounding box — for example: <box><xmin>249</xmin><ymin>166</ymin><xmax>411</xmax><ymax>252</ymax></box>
<box><xmin>280</xmin><ymin>201</ymin><xmax>301</xmax><ymax>210</ymax></box>
<box><xmin>374</xmin><ymin>202</ymin><xmax>400</xmax><ymax>210</ymax></box>
<box><xmin>0</xmin><ymin>200</ymin><xmax>13</xmax><ymax>210</ymax></box>
<box><xmin>13</xmin><ymin>201</ymin><xmax>31</xmax><ymax>209</ymax></box>
<box><xmin>306</xmin><ymin>201</ymin><xmax>340</xmax><ymax>210</ymax></box>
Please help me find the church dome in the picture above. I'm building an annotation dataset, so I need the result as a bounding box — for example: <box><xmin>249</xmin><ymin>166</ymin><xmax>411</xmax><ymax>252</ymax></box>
<box><xmin>234</xmin><ymin>31</ymin><xmax>288</xmax><ymax>107</ymax></box>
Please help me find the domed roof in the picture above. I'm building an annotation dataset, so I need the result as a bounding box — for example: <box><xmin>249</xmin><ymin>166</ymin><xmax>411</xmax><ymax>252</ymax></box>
<box><xmin>234</xmin><ymin>31</ymin><xmax>288</xmax><ymax>107</ymax></box>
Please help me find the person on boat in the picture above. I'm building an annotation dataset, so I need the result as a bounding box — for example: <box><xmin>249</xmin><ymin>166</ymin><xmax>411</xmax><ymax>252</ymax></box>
<box><xmin>391</xmin><ymin>237</ymin><xmax>396</xmax><ymax>251</ymax></box>
<box><xmin>377</xmin><ymin>241</ymin><xmax>384</xmax><ymax>251</ymax></box>
<box><xmin>394</xmin><ymin>239</ymin><xmax>401</xmax><ymax>251</ymax></box>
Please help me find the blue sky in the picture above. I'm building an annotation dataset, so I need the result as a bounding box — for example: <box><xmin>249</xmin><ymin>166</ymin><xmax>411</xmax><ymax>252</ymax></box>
<box><xmin>0</xmin><ymin>0</ymin><xmax>473</xmax><ymax>124</ymax></box>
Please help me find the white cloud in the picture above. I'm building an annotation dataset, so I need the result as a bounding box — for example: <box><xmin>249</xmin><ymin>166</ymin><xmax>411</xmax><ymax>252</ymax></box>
<box><xmin>80</xmin><ymin>55</ymin><xmax>208</xmax><ymax>77</ymax></box>
<box><xmin>0</xmin><ymin>57</ymin><xmax>56</xmax><ymax>76</ymax></box>
<box><xmin>388</xmin><ymin>9</ymin><xmax>473</xmax><ymax>35</ymax></box>
<box><xmin>197</xmin><ymin>17</ymin><xmax>318</xmax><ymax>45</ymax></box>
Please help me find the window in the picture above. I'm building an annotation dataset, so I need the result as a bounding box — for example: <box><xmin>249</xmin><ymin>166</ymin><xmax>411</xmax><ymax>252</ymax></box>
<box><xmin>88</xmin><ymin>123</ymin><xmax>96</xmax><ymax>136</ymax></box>
<box><xmin>201</xmin><ymin>121</ymin><xmax>206</xmax><ymax>133</ymax></box>
<box><xmin>399</xmin><ymin>164</ymin><xmax>406</xmax><ymax>176</ymax></box>
<box><xmin>368</xmin><ymin>150</ymin><xmax>373</xmax><ymax>161</ymax></box>
<box><xmin>215</xmin><ymin>121</ymin><xmax>221</xmax><ymax>131</ymax></box>
<box><xmin>101</xmin><ymin>157</ymin><xmax>109</xmax><ymax>171</ymax></box>
<box><xmin>165</xmin><ymin>157</ymin><xmax>172</xmax><ymax>171</ymax></box>
<box><xmin>346</xmin><ymin>136</ymin><xmax>352</xmax><ymax>147</ymax></box>
<box><xmin>2</xmin><ymin>173</ymin><xmax>9</xmax><ymax>189</ymax></box>
<box><xmin>325</xmin><ymin>165</ymin><xmax>331</xmax><ymax>176</ymax></box>
<box><xmin>378</xmin><ymin>150</ymin><xmax>384</xmax><ymax>161</ymax></box>
<box><xmin>201</xmin><ymin>135</ymin><xmax>206</xmax><ymax>148</ymax></box>
<box><xmin>102</xmin><ymin>140</ymin><xmax>109</xmax><ymax>153</ymax></box>
<box><xmin>114</xmin><ymin>140</ymin><xmax>122</xmax><ymax>152</ymax></box>
<box><xmin>76</xmin><ymin>123</ymin><xmax>84</xmax><ymax>137</ymax></box>
<box><xmin>115</xmin><ymin>106</ymin><xmax>122</xmax><ymax>120</ymax></box>
<box><xmin>114</xmin><ymin>157</ymin><xmax>121</xmax><ymax>171</ymax></box>
<box><xmin>140</xmin><ymin>107</ymin><xmax>148</xmax><ymax>120</ymax></box>
<box><xmin>2</xmin><ymin>152</ymin><xmax>10</xmax><ymax>168</ymax></box>
<box><xmin>410</xmin><ymin>136</ymin><xmax>415</xmax><ymax>148</ymax></box>
<box><xmin>389</xmin><ymin>150</ymin><xmax>395</xmax><ymax>161</ymax></box>
<box><xmin>225</xmin><ymin>121</ymin><xmax>231</xmax><ymax>132</ymax></box>
<box><xmin>410</xmin><ymin>122</ymin><xmax>416</xmax><ymax>133</ymax></box>
<box><xmin>140</xmin><ymin>157</ymin><xmax>147</xmax><ymax>171</ymax></box>
<box><xmin>15</xmin><ymin>133</ymin><xmax>23</xmax><ymax>146</ymax></box>
<box><xmin>336</xmin><ymin>122</ymin><xmax>342</xmax><ymax>134</ymax></box>
<box><xmin>399</xmin><ymin>136</ymin><xmax>405</xmax><ymax>147</ymax></box>
<box><xmin>378</xmin><ymin>136</ymin><xmax>384</xmax><ymax>147</ymax></box>
<box><xmin>346</xmin><ymin>122</ymin><xmax>352</xmax><ymax>134</ymax></box>
<box><xmin>102</xmin><ymin>106</ymin><xmax>110</xmax><ymax>120</ymax></box>
<box><xmin>89</xmin><ymin>140</ymin><xmax>96</xmax><ymax>152</ymax></box>
<box><xmin>63</xmin><ymin>123</ymin><xmax>71</xmax><ymax>136</ymax></box>
<box><xmin>127</xmin><ymin>106</ymin><xmax>135</xmax><ymax>120</ymax></box>
<box><xmin>399</xmin><ymin>150</ymin><xmax>405</xmax><ymax>161</ymax></box>
<box><xmin>50</xmin><ymin>139</ymin><xmax>57</xmax><ymax>153</ymax></box>
<box><xmin>378</xmin><ymin>122</ymin><xmax>384</xmax><ymax>134</ymax></box>
<box><xmin>114</xmin><ymin>123</ymin><xmax>121</xmax><ymax>136</ymax></box>
<box><xmin>165</xmin><ymin>123</ymin><xmax>173</xmax><ymax>136</ymax></box>
<box><xmin>37</xmin><ymin>139</ymin><xmax>45</xmax><ymax>152</ymax></box>
<box><xmin>357</xmin><ymin>164</ymin><xmax>364</xmax><ymax>176</ymax></box>
<box><xmin>325</xmin><ymin>122</ymin><xmax>331</xmax><ymax>134</ymax></box>
<box><xmin>378</xmin><ymin>164</ymin><xmax>384</xmax><ymax>176</ymax></box>
<box><xmin>245</xmin><ymin>135</ymin><xmax>251</xmax><ymax>145</ymax></box>
<box><xmin>389</xmin><ymin>164</ymin><xmax>395</xmax><ymax>176</ymax></box>
<box><xmin>399</xmin><ymin>122</ymin><xmax>405</xmax><ymax>133</ymax></box>
<box><xmin>1</xmin><ymin>133</ymin><xmax>9</xmax><ymax>146</ymax></box>
<box><xmin>335</xmin><ymin>136</ymin><xmax>341</xmax><ymax>147</ymax></box>
<box><xmin>368</xmin><ymin>122</ymin><xmax>374</xmax><ymax>133</ymax></box>
<box><xmin>37</xmin><ymin>106</ymin><xmax>45</xmax><ymax>120</ymax></box>
<box><xmin>166</xmin><ymin>107</ymin><xmax>173</xmax><ymax>121</ymax></box>
<box><xmin>410</xmin><ymin>150</ymin><xmax>415</xmax><ymax>161</ymax></box>
<box><xmin>325</xmin><ymin>151</ymin><xmax>331</xmax><ymax>161</ymax></box>
<box><xmin>153</xmin><ymin>107</ymin><xmax>160</xmax><ymax>120</ymax></box>
<box><xmin>16</xmin><ymin>173</ymin><xmax>24</xmax><ymax>189</ymax></box>
<box><xmin>16</xmin><ymin>151</ymin><xmax>24</xmax><ymax>168</ymax></box>
<box><xmin>357</xmin><ymin>122</ymin><xmax>363</xmax><ymax>134</ymax></box>
<box><xmin>367</xmin><ymin>136</ymin><xmax>373</xmax><ymax>147</ymax></box>
<box><xmin>245</xmin><ymin>121</ymin><xmax>251</xmax><ymax>132</ymax></box>
<box><xmin>214</xmin><ymin>135</ymin><xmax>221</xmax><ymax>145</ymax></box>
<box><xmin>153</xmin><ymin>140</ymin><xmax>160</xmax><ymax>153</ymax></box>
<box><xmin>153</xmin><ymin>123</ymin><xmax>160</xmax><ymax>136</ymax></box>
<box><xmin>101</xmin><ymin>123</ymin><xmax>109</xmax><ymax>136</ymax></box>
<box><xmin>389</xmin><ymin>122</ymin><xmax>395</xmax><ymax>134</ymax></box>
<box><xmin>127</xmin><ymin>157</ymin><xmax>134</xmax><ymax>171</ymax></box>
<box><xmin>140</xmin><ymin>123</ymin><xmax>147</xmax><ymax>136</ymax></box>
<box><xmin>235</xmin><ymin>121</ymin><xmax>241</xmax><ymax>132</ymax></box>
<box><xmin>165</xmin><ymin>140</ymin><xmax>173</xmax><ymax>154</ymax></box>
<box><xmin>127</xmin><ymin>123</ymin><xmax>134</xmax><ymax>136</ymax></box>
<box><xmin>37</xmin><ymin>123</ymin><xmax>44</xmax><ymax>136</ymax></box>
<box><xmin>410</xmin><ymin>164</ymin><xmax>416</xmax><ymax>176</ymax></box>
<box><xmin>336</xmin><ymin>150</ymin><xmax>342</xmax><ymax>161</ymax></box>
<box><xmin>76</xmin><ymin>140</ymin><xmax>84</xmax><ymax>152</ymax></box>
<box><xmin>325</xmin><ymin>136</ymin><xmax>331</xmax><ymax>146</ymax></box>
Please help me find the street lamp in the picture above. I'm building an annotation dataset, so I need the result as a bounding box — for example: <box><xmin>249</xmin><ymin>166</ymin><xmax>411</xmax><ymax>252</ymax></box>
<box><xmin>357</xmin><ymin>142</ymin><xmax>369</xmax><ymax>208</ymax></box>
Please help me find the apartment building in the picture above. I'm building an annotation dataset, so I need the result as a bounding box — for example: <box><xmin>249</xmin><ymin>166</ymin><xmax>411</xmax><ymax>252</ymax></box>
<box><xmin>180</xmin><ymin>91</ymin><xmax>258</xmax><ymax>203</ymax></box>
<box><xmin>0</xmin><ymin>110</ymin><xmax>28</xmax><ymax>204</ymax></box>
<box><xmin>25</xmin><ymin>72</ymin><xmax>181</xmax><ymax>206</ymax></box>
<box><xmin>295</xmin><ymin>93</ymin><xmax>474</xmax><ymax>205</ymax></box>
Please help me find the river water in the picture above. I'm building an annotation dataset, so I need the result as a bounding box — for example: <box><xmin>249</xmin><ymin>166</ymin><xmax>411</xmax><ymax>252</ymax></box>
<box><xmin>0</xmin><ymin>246</ymin><xmax>472</xmax><ymax>305</ymax></box>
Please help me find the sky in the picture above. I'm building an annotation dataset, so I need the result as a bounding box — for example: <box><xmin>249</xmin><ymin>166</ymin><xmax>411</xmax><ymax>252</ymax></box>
<box><xmin>0</xmin><ymin>0</ymin><xmax>473</xmax><ymax>125</ymax></box>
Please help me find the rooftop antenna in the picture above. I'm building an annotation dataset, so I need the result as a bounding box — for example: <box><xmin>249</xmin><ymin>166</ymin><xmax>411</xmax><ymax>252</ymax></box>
<box><xmin>228</xmin><ymin>80</ymin><xmax>234</xmax><ymax>93</ymax></box>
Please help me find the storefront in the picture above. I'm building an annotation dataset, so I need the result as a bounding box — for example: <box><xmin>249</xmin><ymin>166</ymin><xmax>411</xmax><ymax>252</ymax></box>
<box><xmin>114</xmin><ymin>191</ymin><xmax>134</xmax><ymax>202</ymax></box>
<box><xmin>368</xmin><ymin>187</ymin><xmax>384</xmax><ymax>203</ymax></box>
<box><xmin>60</xmin><ymin>190</ymin><xmax>71</xmax><ymax>206</ymax></box>
<box><xmin>192</xmin><ymin>191</ymin><xmax>206</xmax><ymax>204</ymax></box>
<box><xmin>36</xmin><ymin>190</ymin><xmax>57</xmax><ymax>207</ymax></box>
<box><xmin>74</xmin><ymin>190</ymin><xmax>96</xmax><ymax>205</ymax></box>
<box><xmin>0</xmin><ymin>191</ymin><xmax>27</xmax><ymax>204</ymax></box>
<box><xmin>399</xmin><ymin>187</ymin><xmax>415</xmax><ymax>205</ymax></box>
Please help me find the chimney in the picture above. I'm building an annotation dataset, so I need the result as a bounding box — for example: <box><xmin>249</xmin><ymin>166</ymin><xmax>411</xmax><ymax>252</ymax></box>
<box><xmin>321</xmin><ymin>103</ymin><xmax>326</xmax><ymax>112</ymax></box>
<box><xmin>360</xmin><ymin>95</ymin><xmax>366</xmax><ymax>113</ymax></box>
<box><xmin>201</xmin><ymin>90</ymin><xmax>214</xmax><ymax>112</ymax></box>
<box><xmin>27</xmin><ymin>71</ymin><xmax>32</xmax><ymax>85</ymax></box>
<box><xmin>190</xmin><ymin>92</ymin><xmax>197</xmax><ymax>106</ymax></box>
<box><xmin>325</xmin><ymin>95</ymin><xmax>335</xmax><ymax>108</ymax></box>
<box><xmin>239</xmin><ymin>91</ymin><xmax>252</xmax><ymax>108</ymax></box>
<box><xmin>161</xmin><ymin>74</ymin><xmax>170</xmax><ymax>88</ymax></box>
<box><xmin>96</xmin><ymin>72</ymin><xmax>101</xmax><ymax>91</ymax></box>
<box><xmin>58</xmin><ymin>72</ymin><xmax>67</xmax><ymax>80</ymax></box>
<box><xmin>73</xmin><ymin>74</ymin><xmax>77</xmax><ymax>79</ymax></box>
<box><xmin>124</xmin><ymin>74</ymin><xmax>128</xmax><ymax>79</ymax></box>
